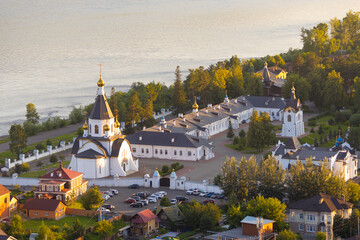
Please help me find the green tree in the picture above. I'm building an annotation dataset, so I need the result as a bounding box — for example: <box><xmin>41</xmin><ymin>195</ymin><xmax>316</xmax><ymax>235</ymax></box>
<box><xmin>127</xmin><ymin>91</ymin><xmax>143</xmax><ymax>126</ymax></box>
<box><xmin>244</xmin><ymin>72</ymin><xmax>263</xmax><ymax>96</ymax></box>
<box><xmin>9</xmin><ymin>124</ymin><xmax>27</xmax><ymax>155</ymax></box>
<box><xmin>301</xmin><ymin>23</ymin><xmax>330</xmax><ymax>56</ymax></box>
<box><xmin>324</xmin><ymin>70</ymin><xmax>344</xmax><ymax>109</ymax></box>
<box><xmin>14</xmin><ymin>164</ymin><xmax>23</xmax><ymax>175</ymax></box>
<box><xmin>93</xmin><ymin>220</ymin><xmax>113</xmax><ymax>237</ymax></box>
<box><xmin>277</xmin><ymin>229</ymin><xmax>299</xmax><ymax>240</ymax></box>
<box><xmin>227</xmin><ymin>204</ymin><xmax>244</xmax><ymax>227</ymax></box>
<box><xmin>79</xmin><ymin>186</ymin><xmax>104</xmax><ymax>210</ymax></box>
<box><xmin>258</xmin><ymin>156</ymin><xmax>285</xmax><ymax>200</ymax></box>
<box><xmin>160</xmin><ymin>197</ymin><xmax>171</xmax><ymax>207</ymax></box>
<box><xmin>146</xmin><ymin>81</ymin><xmax>162</xmax><ymax>103</ymax></box>
<box><xmin>172</xmin><ymin>66</ymin><xmax>187</xmax><ymax>114</ymax></box>
<box><xmin>50</xmin><ymin>155</ymin><xmax>58</xmax><ymax>163</ymax></box>
<box><xmin>282</xmin><ymin>74</ymin><xmax>311</xmax><ymax>101</ymax></box>
<box><xmin>36</xmin><ymin>221</ymin><xmax>57</xmax><ymax>240</ymax></box>
<box><xmin>247</xmin><ymin>111</ymin><xmax>275</xmax><ymax>152</ymax></box>
<box><xmin>315</xmin><ymin>231</ymin><xmax>326</xmax><ymax>240</ymax></box>
<box><xmin>26</xmin><ymin>103</ymin><xmax>40</xmax><ymax>124</ymax></box>
<box><xmin>227</xmin><ymin>121</ymin><xmax>235</xmax><ymax>139</ymax></box>
<box><xmin>9</xmin><ymin>214</ymin><xmax>26</xmax><ymax>239</ymax></box>
<box><xmin>22</xmin><ymin>163</ymin><xmax>30</xmax><ymax>173</ymax></box>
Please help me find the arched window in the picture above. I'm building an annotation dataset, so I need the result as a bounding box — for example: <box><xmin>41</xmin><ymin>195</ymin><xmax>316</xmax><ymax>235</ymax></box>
<box><xmin>111</xmin><ymin>124</ymin><xmax>113</xmax><ymax>133</ymax></box>
<box><xmin>95</xmin><ymin>125</ymin><xmax>99</xmax><ymax>134</ymax></box>
<box><xmin>287</xmin><ymin>115</ymin><xmax>291</xmax><ymax>122</ymax></box>
<box><xmin>89</xmin><ymin>125</ymin><xmax>91</xmax><ymax>133</ymax></box>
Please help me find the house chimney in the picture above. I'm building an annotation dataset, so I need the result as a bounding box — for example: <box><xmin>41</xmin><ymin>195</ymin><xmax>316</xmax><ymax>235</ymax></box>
<box><xmin>139</xmin><ymin>136</ymin><xmax>142</xmax><ymax>141</ymax></box>
<box><xmin>178</xmin><ymin>113</ymin><xmax>183</xmax><ymax>118</ymax></box>
<box><xmin>171</xmin><ymin>138</ymin><xmax>174</xmax><ymax>143</ymax></box>
<box><xmin>60</xmin><ymin>161</ymin><xmax>63</xmax><ymax>168</ymax></box>
<box><xmin>207</xmin><ymin>104</ymin><xmax>212</xmax><ymax>108</ymax></box>
<box><xmin>319</xmin><ymin>198</ymin><xmax>324</xmax><ymax>204</ymax></box>
<box><xmin>183</xmin><ymin>117</ymin><xmax>186</xmax><ymax>122</ymax></box>
<box><xmin>196</xmin><ymin>112</ymin><xmax>199</xmax><ymax>117</ymax></box>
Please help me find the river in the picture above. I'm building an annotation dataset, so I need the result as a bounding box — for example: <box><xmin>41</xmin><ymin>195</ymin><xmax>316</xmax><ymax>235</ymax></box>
<box><xmin>0</xmin><ymin>0</ymin><xmax>359</xmax><ymax>135</ymax></box>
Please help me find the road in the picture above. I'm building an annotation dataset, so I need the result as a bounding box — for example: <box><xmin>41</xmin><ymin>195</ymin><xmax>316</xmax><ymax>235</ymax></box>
<box><xmin>0</xmin><ymin>123</ymin><xmax>82</xmax><ymax>152</ymax></box>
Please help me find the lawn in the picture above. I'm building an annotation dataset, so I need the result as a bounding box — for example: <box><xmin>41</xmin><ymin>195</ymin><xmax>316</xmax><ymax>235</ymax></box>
<box><xmin>225</xmin><ymin>144</ymin><xmax>271</xmax><ymax>154</ymax></box>
<box><xmin>67</xmin><ymin>201</ymin><xmax>84</xmax><ymax>209</ymax></box>
<box><xmin>19</xmin><ymin>169</ymin><xmax>49</xmax><ymax>178</ymax></box>
<box><xmin>40</xmin><ymin>160</ymin><xmax>70</xmax><ymax>170</ymax></box>
<box><xmin>84</xmin><ymin>220</ymin><xmax>128</xmax><ymax>240</ymax></box>
<box><xmin>24</xmin><ymin>216</ymin><xmax>97</xmax><ymax>231</ymax></box>
<box><xmin>176</xmin><ymin>230</ymin><xmax>197</xmax><ymax>239</ymax></box>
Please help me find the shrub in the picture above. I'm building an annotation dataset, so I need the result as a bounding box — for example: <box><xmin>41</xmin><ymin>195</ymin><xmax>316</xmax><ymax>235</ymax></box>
<box><xmin>335</xmin><ymin>111</ymin><xmax>347</xmax><ymax>123</ymax></box>
<box><xmin>233</xmin><ymin>136</ymin><xmax>240</xmax><ymax>145</ymax></box>
<box><xmin>328</xmin><ymin>118</ymin><xmax>335</xmax><ymax>125</ymax></box>
<box><xmin>162</xmin><ymin>165</ymin><xmax>169</xmax><ymax>173</ymax></box>
<box><xmin>50</xmin><ymin>155</ymin><xmax>58</xmax><ymax>163</ymax></box>
<box><xmin>160</xmin><ymin>197</ymin><xmax>171</xmax><ymax>207</ymax></box>
<box><xmin>36</xmin><ymin>161</ymin><xmax>43</xmax><ymax>167</ymax></box>
<box><xmin>349</xmin><ymin>113</ymin><xmax>360</xmax><ymax>127</ymax></box>
<box><xmin>46</xmin><ymin>139</ymin><xmax>52</xmax><ymax>146</ymax></box>
<box><xmin>310</xmin><ymin>127</ymin><xmax>314</xmax><ymax>133</ymax></box>
<box><xmin>171</xmin><ymin>162</ymin><xmax>180</xmax><ymax>170</ymax></box>
<box><xmin>35</xmin><ymin>143</ymin><xmax>45</xmax><ymax>151</ymax></box>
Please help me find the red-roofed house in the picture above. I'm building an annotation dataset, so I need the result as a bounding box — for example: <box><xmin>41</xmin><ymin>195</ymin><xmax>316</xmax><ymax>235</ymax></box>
<box><xmin>23</xmin><ymin>198</ymin><xmax>66</xmax><ymax>220</ymax></box>
<box><xmin>131</xmin><ymin>209</ymin><xmax>160</xmax><ymax>236</ymax></box>
<box><xmin>34</xmin><ymin>162</ymin><xmax>88</xmax><ymax>203</ymax></box>
<box><xmin>0</xmin><ymin>185</ymin><xmax>10</xmax><ymax>219</ymax></box>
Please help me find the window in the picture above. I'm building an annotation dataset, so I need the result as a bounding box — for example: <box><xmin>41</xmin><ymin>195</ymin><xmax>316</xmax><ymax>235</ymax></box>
<box><xmin>290</xmin><ymin>212</ymin><xmax>295</xmax><ymax>220</ymax></box>
<box><xmin>146</xmin><ymin>149</ymin><xmax>149</xmax><ymax>154</ymax></box>
<box><xmin>321</xmin><ymin>215</ymin><xmax>325</xmax><ymax>222</ymax></box>
<box><xmin>188</xmin><ymin>151</ymin><xmax>191</xmax><ymax>156</ymax></box>
<box><xmin>99</xmin><ymin>166</ymin><xmax>101</xmax><ymax>174</ymax></box>
<box><xmin>45</xmin><ymin>212</ymin><xmax>49</xmax><ymax>216</ymax></box>
<box><xmin>272</xmin><ymin>112</ymin><xmax>274</xmax><ymax>116</ymax></box>
<box><xmin>34</xmin><ymin>211</ymin><xmax>38</xmax><ymax>215</ymax></box>
<box><xmin>165</xmin><ymin>150</ymin><xmax>168</xmax><ymax>155</ymax></box>
<box><xmin>306</xmin><ymin>225</ymin><xmax>316</xmax><ymax>232</ymax></box>
<box><xmin>160</xmin><ymin>150</ymin><xmax>163</xmax><ymax>154</ymax></box>
<box><xmin>111</xmin><ymin>124</ymin><xmax>113</xmax><ymax>133</ymax></box>
<box><xmin>4</xmin><ymin>198</ymin><xmax>7</xmax><ymax>204</ymax></box>
<box><xmin>288</xmin><ymin>115</ymin><xmax>291</xmax><ymax>122</ymax></box>
<box><xmin>95</xmin><ymin>125</ymin><xmax>99</xmax><ymax>134</ymax></box>
<box><xmin>103</xmin><ymin>125</ymin><xmax>107</xmax><ymax>133</ymax></box>
<box><xmin>299</xmin><ymin>213</ymin><xmax>304</xmax><ymax>220</ymax></box>
<box><xmin>277</xmin><ymin>112</ymin><xmax>279</xmax><ymax>116</ymax></box>
<box><xmin>141</xmin><ymin>148</ymin><xmax>144</xmax><ymax>153</ymax></box>
<box><xmin>299</xmin><ymin>224</ymin><xmax>304</xmax><ymax>231</ymax></box>
<box><xmin>174</xmin><ymin>150</ymin><xmax>177</xmax><ymax>155</ymax></box>
<box><xmin>307</xmin><ymin>215</ymin><xmax>315</xmax><ymax>221</ymax></box>
<box><xmin>155</xmin><ymin>149</ymin><xmax>158</xmax><ymax>154</ymax></box>
<box><xmin>89</xmin><ymin>124</ymin><xmax>91</xmax><ymax>133</ymax></box>
<box><xmin>133</xmin><ymin>148</ymin><xmax>136</xmax><ymax>153</ymax></box>
<box><xmin>180</xmin><ymin>151</ymin><xmax>183</xmax><ymax>156</ymax></box>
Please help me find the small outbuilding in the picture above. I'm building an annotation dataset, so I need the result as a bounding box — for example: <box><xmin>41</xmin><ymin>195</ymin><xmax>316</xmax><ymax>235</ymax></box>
<box><xmin>241</xmin><ymin>216</ymin><xmax>274</xmax><ymax>236</ymax></box>
<box><xmin>156</xmin><ymin>205</ymin><xmax>185</xmax><ymax>230</ymax></box>
<box><xmin>131</xmin><ymin>209</ymin><xmax>160</xmax><ymax>237</ymax></box>
<box><xmin>23</xmin><ymin>199</ymin><xmax>66</xmax><ymax>220</ymax></box>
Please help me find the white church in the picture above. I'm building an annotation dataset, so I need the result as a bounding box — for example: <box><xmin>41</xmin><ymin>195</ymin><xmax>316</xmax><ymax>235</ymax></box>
<box><xmin>68</xmin><ymin>74</ymin><xmax>139</xmax><ymax>178</ymax></box>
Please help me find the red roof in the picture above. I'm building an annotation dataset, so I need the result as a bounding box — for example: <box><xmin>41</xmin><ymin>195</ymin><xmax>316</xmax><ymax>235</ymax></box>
<box><xmin>0</xmin><ymin>184</ymin><xmax>10</xmax><ymax>196</ymax></box>
<box><xmin>40</xmin><ymin>166</ymin><xmax>83</xmax><ymax>180</ymax></box>
<box><xmin>132</xmin><ymin>209</ymin><xmax>160</xmax><ymax>224</ymax></box>
<box><xmin>23</xmin><ymin>198</ymin><xmax>64</xmax><ymax>211</ymax></box>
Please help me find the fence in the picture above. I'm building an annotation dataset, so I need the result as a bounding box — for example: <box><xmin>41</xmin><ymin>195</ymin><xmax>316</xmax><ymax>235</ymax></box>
<box><xmin>4</xmin><ymin>138</ymin><xmax>76</xmax><ymax>169</ymax></box>
<box><xmin>0</xmin><ymin>176</ymin><xmax>39</xmax><ymax>186</ymax></box>
<box><xmin>66</xmin><ymin>208</ymin><xmax>99</xmax><ymax>217</ymax></box>
<box><xmin>184</xmin><ymin>181</ymin><xmax>222</xmax><ymax>193</ymax></box>
<box><xmin>87</xmin><ymin>177</ymin><xmax>144</xmax><ymax>187</ymax></box>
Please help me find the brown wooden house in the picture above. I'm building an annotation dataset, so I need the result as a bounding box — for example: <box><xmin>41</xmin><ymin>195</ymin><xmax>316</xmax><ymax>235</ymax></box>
<box><xmin>0</xmin><ymin>185</ymin><xmax>10</xmax><ymax>220</ymax></box>
<box><xmin>131</xmin><ymin>209</ymin><xmax>160</xmax><ymax>237</ymax></box>
<box><xmin>23</xmin><ymin>198</ymin><xmax>66</xmax><ymax>220</ymax></box>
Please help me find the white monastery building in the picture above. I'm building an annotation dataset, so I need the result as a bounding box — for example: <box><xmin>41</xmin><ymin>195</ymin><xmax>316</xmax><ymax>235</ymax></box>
<box><xmin>281</xmin><ymin>83</ymin><xmax>305</xmax><ymax>137</ymax></box>
<box><xmin>69</xmin><ymin>74</ymin><xmax>138</xmax><ymax>178</ymax></box>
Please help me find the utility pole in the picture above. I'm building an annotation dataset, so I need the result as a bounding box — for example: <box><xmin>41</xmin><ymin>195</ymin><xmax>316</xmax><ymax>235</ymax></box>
<box><xmin>257</xmin><ymin>217</ymin><xmax>264</xmax><ymax>240</ymax></box>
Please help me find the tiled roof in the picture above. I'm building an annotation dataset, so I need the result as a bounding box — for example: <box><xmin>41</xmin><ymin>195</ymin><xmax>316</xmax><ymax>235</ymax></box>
<box><xmin>156</xmin><ymin>205</ymin><xmax>184</xmax><ymax>222</ymax></box>
<box><xmin>111</xmin><ymin>138</ymin><xmax>126</xmax><ymax>157</ymax></box>
<box><xmin>76</xmin><ymin>149</ymin><xmax>105</xmax><ymax>159</ymax></box>
<box><xmin>285</xmin><ymin>137</ymin><xmax>302</xmax><ymax>150</ymax></box>
<box><xmin>89</xmin><ymin>94</ymin><xmax>114</xmax><ymax>120</ymax></box>
<box><xmin>40</xmin><ymin>164</ymin><xmax>83</xmax><ymax>180</ymax></box>
<box><xmin>23</xmin><ymin>198</ymin><xmax>63</xmax><ymax>211</ymax></box>
<box><xmin>39</xmin><ymin>180</ymin><xmax>65</xmax><ymax>185</ymax></box>
<box><xmin>245</xmin><ymin>96</ymin><xmax>286</xmax><ymax>109</ymax></box>
<box><xmin>0</xmin><ymin>184</ymin><xmax>10</xmax><ymax>196</ymax></box>
<box><xmin>288</xmin><ymin>193</ymin><xmax>353</xmax><ymax>212</ymax></box>
<box><xmin>132</xmin><ymin>209</ymin><xmax>160</xmax><ymax>224</ymax></box>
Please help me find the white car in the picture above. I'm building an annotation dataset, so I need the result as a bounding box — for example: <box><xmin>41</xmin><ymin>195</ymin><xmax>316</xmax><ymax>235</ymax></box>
<box><xmin>110</xmin><ymin>189</ymin><xmax>118</xmax><ymax>195</ymax></box>
<box><xmin>148</xmin><ymin>197</ymin><xmax>157</xmax><ymax>203</ymax></box>
<box><xmin>186</xmin><ymin>189</ymin><xmax>193</xmax><ymax>195</ymax></box>
<box><xmin>170</xmin><ymin>199</ymin><xmax>177</xmax><ymax>205</ymax></box>
<box><xmin>97</xmin><ymin>207</ymin><xmax>110</xmax><ymax>212</ymax></box>
<box><xmin>155</xmin><ymin>193</ymin><xmax>164</xmax><ymax>198</ymax></box>
<box><xmin>102</xmin><ymin>194</ymin><xmax>110</xmax><ymax>201</ymax></box>
<box><xmin>199</xmin><ymin>191</ymin><xmax>208</xmax><ymax>197</ymax></box>
<box><xmin>157</xmin><ymin>191</ymin><xmax>167</xmax><ymax>196</ymax></box>
<box><xmin>150</xmin><ymin>194</ymin><xmax>160</xmax><ymax>200</ymax></box>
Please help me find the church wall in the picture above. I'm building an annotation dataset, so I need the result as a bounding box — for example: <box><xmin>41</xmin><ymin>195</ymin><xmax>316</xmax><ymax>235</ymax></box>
<box><xmin>88</xmin><ymin>118</ymin><xmax>115</xmax><ymax>138</ymax></box>
<box><xmin>253</xmin><ymin>107</ymin><xmax>282</xmax><ymax>121</ymax></box>
<box><xmin>76</xmin><ymin>158</ymin><xmax>97</xmax><ymax>179</ymax></box>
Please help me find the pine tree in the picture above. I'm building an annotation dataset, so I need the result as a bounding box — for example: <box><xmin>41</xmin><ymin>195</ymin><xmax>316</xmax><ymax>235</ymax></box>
<box><xmin>227</xmin><ymin>121</ymin><xmax>235</xmax><ymax>139</ymax></box>
<box><xmin>173</xmin><ymin>66</ymin><xmax>187</xmax><ymax>114</ymax></box>
<box><xmin>9</xmin><ymin>124</ymin><xmax>27</xmax><ymax>155</ymax></box>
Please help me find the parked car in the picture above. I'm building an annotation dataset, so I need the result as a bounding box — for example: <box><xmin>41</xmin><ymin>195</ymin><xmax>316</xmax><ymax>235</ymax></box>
<box><xmin>130</xmin><ymin>202</ymin><xmax>144</xmax><ymax>208</ymax></box>
<box><xmin>102</xmin><ymin>204</ymin><xmax>115</xmax><ymax>210</ymax></box>
<box><xmin>199</xmin><ymin>191</ymin><xmax>208</xmax><ymax>197</ymax></box>
<box><xmin>150</xmin><ymin>194</ymin><xmax>160</xmax><ymax>200</ymax></box>
<box><xmin>186</xmin><ymin>189</ymin><xmax>193</xmax><ymax>195</ymax></box>
<box><xmin>155</xmin><ymin>193</ymin><xmax>164</xmax><ymax>198</ymax></box>
<box><xmin>176</xmin><ymin>196</ymin><xmax>188</xmax><ymax>202</ymax></box>
<box><xmin>148</xmin><ymin>197</ymin><xmax>157</xmax><ymax>203</ymax></box>
<box><xmin>140</xmin><ymin>199</ymin><xmax>149</xmax><ymax>206</ymax></box>
<box><xmin>217</xmin><ymin>194</ymin><xmax>224</xmax><ymax>199</ymax></box>
<box><xmin>97</xmin><ymin>207</ymin><xmax>110</xmax><ymax>212</ymax></box>
<box><xmin>124</xmin><ymin>198</ymin><xmax>136</xmax><ymax>204</ymax></box>
<box><xmin>157</xmin><ymin>191</ymin><xmax>167</xmax><ymax>196</ymax></box>
<box><xmin>192</xmin><ymin>189</ymin><xmax>199</xmax><ymax>195</ymax></box>
<box><xmin>110</xmin><ymin>189</ymin><xmax>118</xmax><ymax>195</ymax></box>
<box><xmin>206</xmin><ymin>192</ymin><xmax>214</xmax><ymax>198</ymax></box>
<box><xmin>210</xmin><ymin>193</ymin><xmax>217</xmax><ymax>198</ymax></box>
<box><xmin>102</xmin><ymin>194</ymin><xmax>110</xmax><ymax>201</ymax></box>
<box><xmin>128</xmin><ymin>184</ymin><xmax>140</xmax><ymax>189</ymax></box>
<box><xmin>104</xmin><ymin>191</ymin><xmax>114</xmax><ymax>197</ymax></box>
<box><xmin>137</xmin><ymin>192</ymin><xmax>149</xmax><ymax>199</ymax></box>
<box><xmin>170</xmin><ymin>199</ymin><xmax>177</xmax><ymax>205</ymax></box>
<box><xmin>132</xmin><ymin>196</ymin><xmax>141</xmax><ymax>201</ymax></box>
<box><xmin>203</xmin><ymin>199</ymin><xmax>215</xmax><ymax>204</ymax></box>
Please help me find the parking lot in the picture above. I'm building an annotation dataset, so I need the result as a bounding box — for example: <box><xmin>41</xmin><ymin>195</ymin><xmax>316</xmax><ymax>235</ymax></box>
<box><xmin>98</xmin><ymin>186</ymin><xmax>226</xmax><ymax>216</ymax></box>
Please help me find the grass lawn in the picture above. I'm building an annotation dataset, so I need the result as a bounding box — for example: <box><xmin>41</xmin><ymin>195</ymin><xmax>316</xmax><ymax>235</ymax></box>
<box><xmin>0</xmin><ymin>137</ymin><xmax>10</xmax><ymax>144</ymax></box>
<box><xmin>225</xmin><ymin>144</ymin><xmax>270</xmax><ymax>154</ymax></box>
<box><xmin>41</xmin><ymin>160</ymin><xmax>70</xmax><ymax>170</ymax></box>
<box><xmin>19</xmin><ymin>169</ymin><xmax>49</xmax><ymax>178</ymax></box>
<box><xmin>84</xmin><ymin>220</ymin><xmax>128</xmax><ymax>240</ymax></box>
<box><xmin>24</xmin><ymin>216</ymin><xmax>97</xmax><ymax>231</ymax></box>
<box><xmin>177</xmin><ymin>230</ymin><xmax>197</xmax><ymax>239</ymax></box>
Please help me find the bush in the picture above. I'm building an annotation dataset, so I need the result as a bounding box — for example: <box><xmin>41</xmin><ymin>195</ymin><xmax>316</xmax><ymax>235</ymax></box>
<box><xmin>35</xmin><ymin>143</ymin><xmax>45</xmax><ymax>151</ymax></box>
<box><xmin>77</xmin><ymin>127</ymin><xmax>84</xmax><ymax>136</ymax></box>
<box><xmin>22</xmin><ymin>163</ymin><xmax>30</xmax><ymax>173</ymax></box>
<box><xmin>50</xmin><ymin>155</ymin><xmax>58</xmax><ymax>163</ymax></box>
<box><xmin>310</xmin><ymin>127</ymin><xmax>314</xmax><ymax>133</ymax></box>
<box><xmin>46</xmin><ymin>139</ymin><xmax>52</xmax><ymax>146</ymax></box>
<box><xmin>171</xmin><ymin>162</ymin><xmax>180</xmax><ymax>170</ymax></box>
<box><xmin>349</xmin><ymin>113</ymin><xmax>360</xmax><ymax>127</ymax></box>
<box><xmin>335</xmin><ymin>111</ymin><xmax>347</xmax><ymax>123</ymax></box>
<box><xmin>93</xmin><ymin>220</ymin><xmax>113</xmax><ymax>237</ymax></box>
<box><xmin>328</xmin><ymin>118</ymin><xmax>335</xmax><ymax>125</ymax></box>
<box><xmin>233</xmin><ymin>136</ymin><xmax>240</xmax><ymax>145</ymax></box>
<box><xmin>239</xmin><ymin>129</ymin><xmax>246</xmax><ymax>138</ymax></box>
<box><xmin>160</xmin><ymin>197</ymin><xmax>171</xmax><ymax>207</ymax></box>
<box><xmin>36</xmin><ymin>161</ymin><xmax>43</xmax><ymax>167</ymax></box>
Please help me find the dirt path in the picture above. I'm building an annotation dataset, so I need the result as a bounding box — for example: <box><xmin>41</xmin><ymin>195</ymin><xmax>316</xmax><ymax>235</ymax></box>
<box><xmin>0</xmin><ymin>123</ymin><xmax>82</xmax><ymax>152</ymax></box>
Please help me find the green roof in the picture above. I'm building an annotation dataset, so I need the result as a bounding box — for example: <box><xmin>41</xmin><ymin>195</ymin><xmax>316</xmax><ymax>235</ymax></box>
<box><xmin>156</xmin><ymin>205</ymin><xmax>185</xmax><ymax>222</ymax></box>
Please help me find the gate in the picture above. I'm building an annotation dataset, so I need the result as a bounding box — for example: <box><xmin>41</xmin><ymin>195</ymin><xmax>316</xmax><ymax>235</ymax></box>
<box><xmin>159</xmin><ymin>178</ymin><xmax>170</xmax><ymax>187</ymax></box>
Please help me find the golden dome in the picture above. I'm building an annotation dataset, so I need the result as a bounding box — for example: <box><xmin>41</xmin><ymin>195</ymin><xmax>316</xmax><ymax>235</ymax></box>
<box><xmin>97</xmin><ymin>75</ymin><xmax>105</xmax><ymax>87</ymax></box>
<box><xmin>192</xmin><ymin>96</ymin><xmax>199</xmax><ymax>109</ymax></box>
<box><xmin>104</xmin><ymin>124</ymin><xmax>110</xmax><ymax>131</ymax></box>
<box><xmin>82</xmin><ymin>119</ymin><xmax>88</xmax><ymax>130</ymax></box>
<box><xmin>114</xmin><ymin>117</ymin><xmax>120</xmax><ymax>128</ymax></box>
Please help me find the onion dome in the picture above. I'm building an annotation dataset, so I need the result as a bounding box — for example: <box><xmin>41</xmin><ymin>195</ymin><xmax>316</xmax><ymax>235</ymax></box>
<box><xmin>114</xmin><ymin>117</ymin><xmax>120</xmax><ymax>128</ymax></box>
<box><xmin>153</xmin><ymin>168</ymin><xmax>160</xmax><ymax>177</ymax></box>
<box><xmin>97</xmin><ymin>75</ymin><xmax>105</xmax><ymax>87</ymax></box>
<box><xmin>192</xmin><ymin>96</ymin><xmax>199</xmax><ymax>109</ymax></box>
<box><xmin>104</xmin><ymin>124</ymin><xmax>110</xmax><ymax>131</ymax></box>
<box><xmin>82</xmin><ymin>119</ymin><xmax>88</xmax><ymax>130</ymax></box>
<box><xmin>170</xmin><ymin>169</ymin><xmax>177</xmax><ymax>178</ymax></box>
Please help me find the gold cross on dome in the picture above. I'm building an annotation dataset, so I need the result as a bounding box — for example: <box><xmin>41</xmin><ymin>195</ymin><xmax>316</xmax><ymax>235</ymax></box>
<box><xmin>99</xmin><ymin>63</ymin><xmax>102</xmax><ymax>75</ymax></box>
